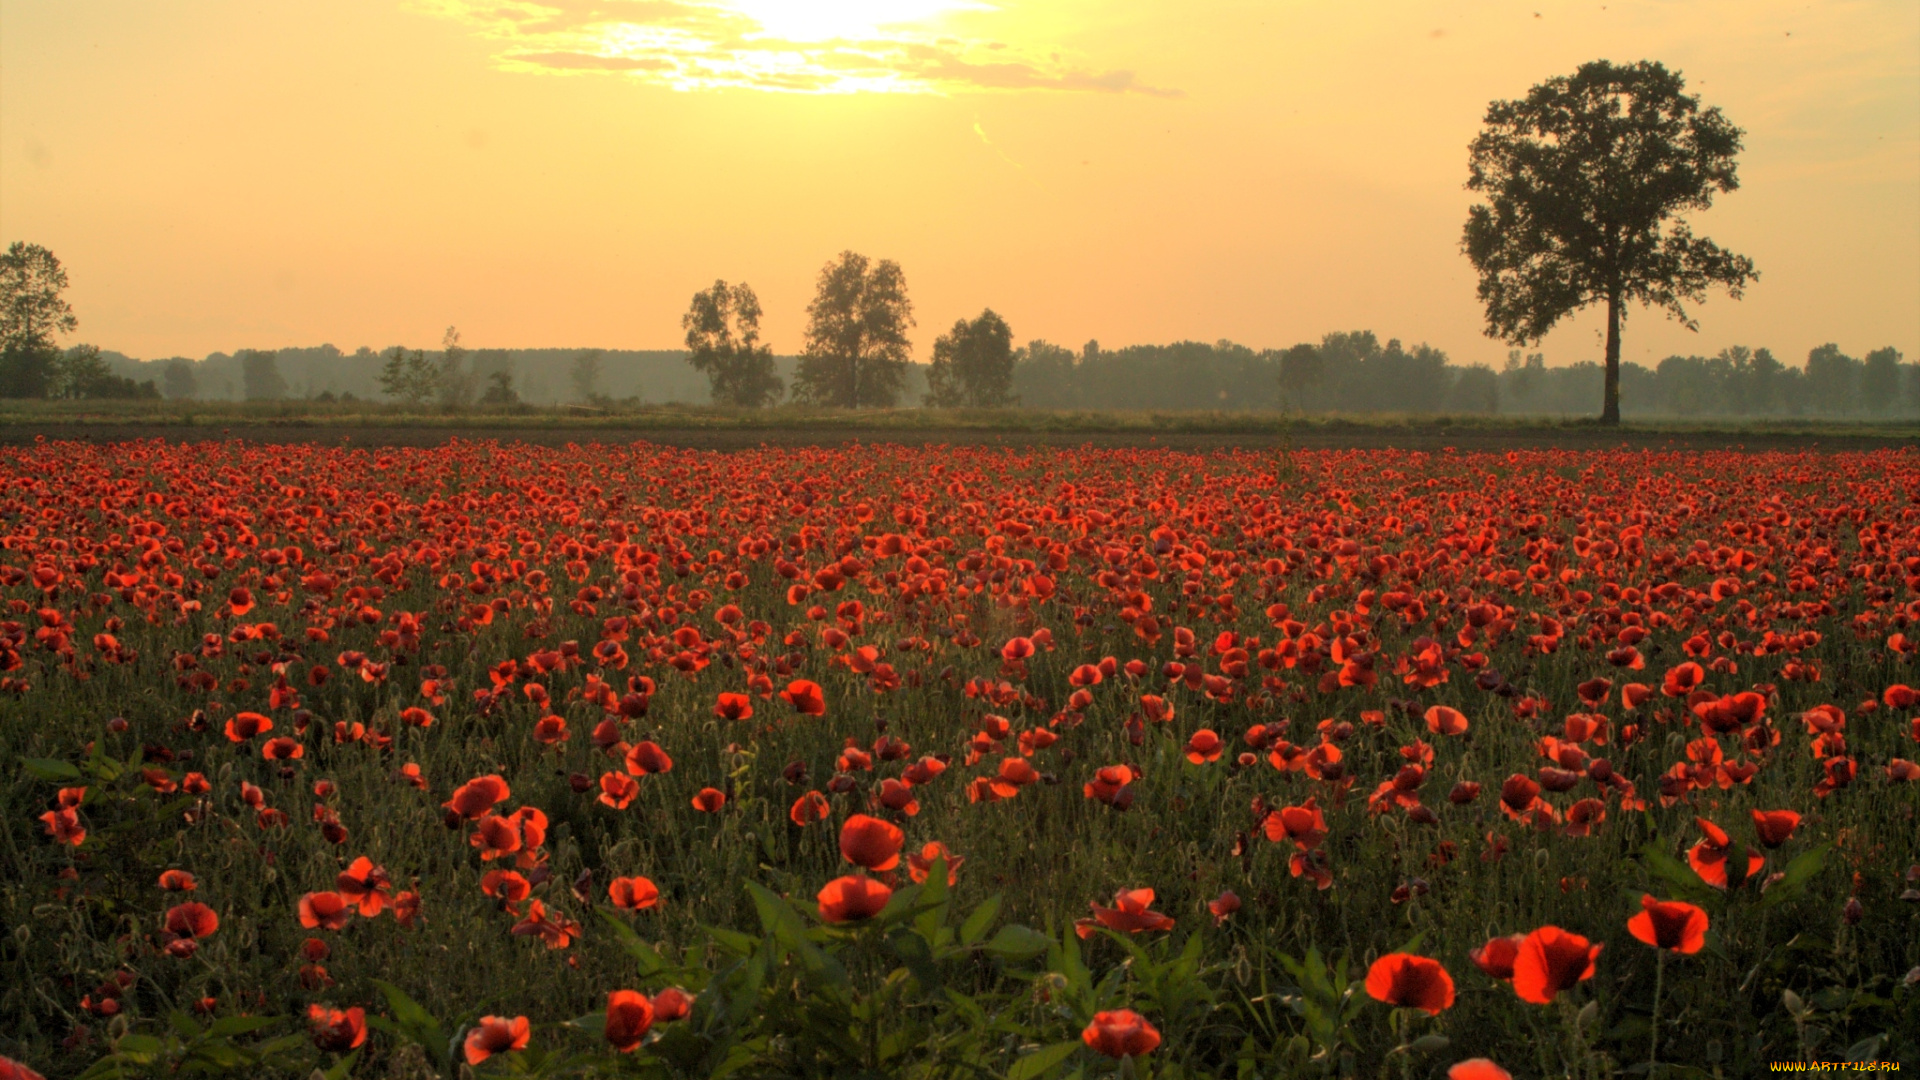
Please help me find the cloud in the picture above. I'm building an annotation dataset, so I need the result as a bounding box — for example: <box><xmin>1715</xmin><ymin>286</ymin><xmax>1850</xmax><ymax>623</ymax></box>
<box><xmin>411</xmin><ymin>0</ymin><xmax>1179</xmax><ymax>96</ymax></box>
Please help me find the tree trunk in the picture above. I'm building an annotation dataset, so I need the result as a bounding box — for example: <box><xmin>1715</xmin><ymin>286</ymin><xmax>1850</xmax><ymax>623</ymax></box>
<box><xmin>1601</xmin><ymin>292</ymin><xmax>1622</xmax><ymax>425</ymax></box>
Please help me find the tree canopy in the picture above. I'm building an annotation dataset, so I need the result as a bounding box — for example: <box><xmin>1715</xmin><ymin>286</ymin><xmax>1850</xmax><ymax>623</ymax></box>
<box><xmin>683</xmin><ymin>280</ymin><xmax>783</xmax><ymax>407</ymax></box>
<box><xmin>1463</xmin><ymin>59</ymin><xmax>1756</xmax><ymax>423</ymax></box>
<box><xmin>792</xmin><ymin>251</ymin><xmax>914</xmax><ymax>408</ymax></box>
<box><xmin>925</xmin><ymin>309</ymin><xmax>1017</xmax><ymax>408</ymax></box>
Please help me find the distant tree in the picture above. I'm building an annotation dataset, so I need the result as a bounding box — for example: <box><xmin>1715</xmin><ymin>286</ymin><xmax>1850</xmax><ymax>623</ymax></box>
<box><xmin>1803</xmin><ymin>344</ymin><xmax>1859</xmax><ymax>416</ymax></box>
<box><xmin>1747</xmin><ymin>347</ymin><xmax>1785</xmax><ymax>415</ymax></box>
<box><xmin>683</xmin><ymin>280</ymin><xmax>783</xmax><ymax>407</ymax></box>
<box><xmin>437</xmin><ymin>326</ymin><xmax>476</xmax><ymax>408</ymax></box>
<box><xmin>925</xmin><ymin>309</ymin><xmax>1016</xmax><ymax>408</ymax></box>
<box><xmin>479</xmin><ymin>370</ymin><xmax>519</xmax><ymax>406</ymax></box>
<box><xmin>49</xmin><ymin>345</ymin><xmax>112</xmax><ymax>399</ymax></box>
<box><xmin>1445</xmin><ymin>365</ymin><xmax>1500</xmax><ymax>414</ymax></box>
<box><xmin>1860</xmin><ymin>347</ymin><xmax>1903</xmax><ymax>415</ymax></box>
<box><xmin>1010</xmin><ymin>339</ymin><xmax>1080</xmax><ymax>408</ymax></box>
<box><xmin>1277</xmin><ymin>344</ymin><xmax>1323</xmax><ymax>411</ymax></box>
<box><xmin>238</xmin><ymin>349</ymin><xmax>288</xmax><ymax>401</ymax></box>
<box><xmin>792</xmin><ymin>251</ymin><xmax>914</xmax><ymax>408</ymax></box>
<box><xmin>0</xmin><ymin>242</ymin><xmax>78</xmax><ymax>354</ymax></box>
<box><xmin>1464</xmin><ymin>60</ymin><xmax>1757</xmax><ymax>424</ymax></box>
<box><xmin>378</xmin><ymin>346</ymin><xmax>438</xmax><ymax>407</ymax></box>
<box><xmin>162</xmin><ymin>358</ymin><xmax>198</xmax><ymax>400</ymax></box>
<box><xmin>570</xmin><ymin>349</ymin><xmax>605</xmax><ymax>404</ymax></box>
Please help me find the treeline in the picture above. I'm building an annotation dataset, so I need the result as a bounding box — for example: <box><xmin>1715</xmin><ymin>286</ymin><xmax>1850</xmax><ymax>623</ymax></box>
<box><xmin>72</xmin><ymin>335</ymin><xmax>1920</xmax><ymax>417</ymax></box>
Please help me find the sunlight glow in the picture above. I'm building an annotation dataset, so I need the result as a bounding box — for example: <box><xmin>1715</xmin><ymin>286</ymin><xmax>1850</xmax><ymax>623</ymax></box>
<box><xmin>726</xmin><ymin>0</ymin><xmax>991</xmax><ymax>43</ymax></box>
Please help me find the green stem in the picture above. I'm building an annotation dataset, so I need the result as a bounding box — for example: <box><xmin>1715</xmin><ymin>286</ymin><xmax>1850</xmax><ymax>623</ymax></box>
<box><xmin>1648</xmin><ymin>949</ymin><xmax>1666</xmax><ymax>1074</ymax></box>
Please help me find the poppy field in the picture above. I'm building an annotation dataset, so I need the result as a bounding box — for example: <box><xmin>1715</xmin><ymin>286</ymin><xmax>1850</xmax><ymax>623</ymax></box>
<box><xmin>2</xmin><ymin>437</ymin><xmax>1917</xmax><ymax>1079</ymax></box>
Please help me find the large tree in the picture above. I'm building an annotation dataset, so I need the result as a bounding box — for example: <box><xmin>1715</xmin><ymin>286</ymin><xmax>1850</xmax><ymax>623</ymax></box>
<box><xmin>792</xmin><ymin>251</ymin><xmax>913</xmax><ymax>408</ymax></box>
<box><xmin>1463</xmin><ymin>60</ymin><xmax>1756</xmax><ymax>424</ymax></box>
<box><xmin>0</xmin><ymin>242</ymin><xmax>77</xmax><ymax>353</ymax></box>
<box><xmin>0</xmin><ymin>242</ymin><xmax>78</xmax><ymax>398</ymax></box>
<box><xmin>683</xmin><ymin>280</ymin><xmax>784</xmax><ymax>407</ymax></box>
<box><xmin>925</xmin><ymin>309</ymin><xmax>1016</xmax><ymax>408</ymax></box>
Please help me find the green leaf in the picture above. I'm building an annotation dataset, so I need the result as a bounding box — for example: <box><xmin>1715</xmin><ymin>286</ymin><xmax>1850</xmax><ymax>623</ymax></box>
<box><xmin>205</xmin><ymin>1015</ymin><xmax>275</xmax><ymax>1038</ymax></box>
<box><xmin>115</xmin><ymin>1034</ymin><xmax>165</xmax><ymax>1055</ymax></box>
<box><xmin>984</xmin><ymin>924</ymin><xmax>1050</xmax><ymax>960</ymax></box>
<box><xmin>22</xmin><ymin>757</ymin><xmax>82</xmax><ymax>783</ymax></box>
<box><xmin>568</xmin><ymin>1012</ymin><xmax>607</xmax><ymax>1038</ymax></box>
<box><xmin>596</xmin><ymin>908</ymin><xmax>666</xmax><ymax>976</ymax></box>
<box><xmin>960</xmin><ymin>894</ymin><xmax>1002</xmax><ymax>946</ymax></box>
<box><xmin>1760</xmin><ymin>843</ymin><xmax>1832</xmax><ymax>910</ymax></box>
<box><xmin>1638</xmin><ymin>840</ymin><xmax>1715</xmax><ymax>901</ymax></box>
<box><xmin>1008</xmin><ymin>1040</ymin><xmax>1082</xmax><ymax>1080</ymax></box>
<box><xmin>167</xmin><ymin>1010</ymin><xmax>203</xmax><ymax>1039</ymax></box>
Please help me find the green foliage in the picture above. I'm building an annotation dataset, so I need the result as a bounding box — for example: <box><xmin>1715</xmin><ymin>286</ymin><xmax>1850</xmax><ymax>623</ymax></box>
<box><xmin>0</xmin><ymin>241</ymin><xmax>78</xmax><ymax>355</ymax></box>
<box><xmin>791</xmin><ymin>251</ymin><xmax>914</xmax><ymax>408</ymax></box>
<box><xmin>683</xmin><ymin>281</ymin><xmax>784</xmax><ymax>408</ymax></box>
<box><xmin>925</xmin><ymin>309</ymin><xmax>1017</xmax><ymax>408</ymax></box>
<box><xmin>1463</xmin><ymin>59</ymin><xmax>1758</xmax><ymax>423</ymax></box>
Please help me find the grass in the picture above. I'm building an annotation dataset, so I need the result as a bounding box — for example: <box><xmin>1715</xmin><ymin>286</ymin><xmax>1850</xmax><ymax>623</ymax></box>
<box><xmin>1</xmin><ymin>437</ymin><xmax>1916</xmax><ymax>1079</ymax></box>
<box><xmin>0</xmin><ymin>397</ymin><xmax>1916</xmax><ymax>441</ymax></box>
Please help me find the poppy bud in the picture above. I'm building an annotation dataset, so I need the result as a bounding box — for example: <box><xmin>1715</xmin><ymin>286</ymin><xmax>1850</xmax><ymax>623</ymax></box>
<box><xmin>108</xmin><ymin>717</ymin><xmax>130</xmax><ymax>733</ymax></box>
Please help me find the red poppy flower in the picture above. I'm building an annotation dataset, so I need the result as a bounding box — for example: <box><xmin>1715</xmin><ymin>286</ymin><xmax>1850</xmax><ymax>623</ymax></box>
<box><xmin>1081</xmin><ymin>1009</ymin><xmax>1160</xmax><ymax>1058</ymax></box>
<box><xmin>224</xmin><ymin>711</ymin><xmax>273</xmax><ymax>743</ymax></box>
<box><xmin>1448</xmin><ymin>1061</ymin><xmax>1512</xmax><ymax>1080</ymax></box>
<box><xmin>608</xmin><ymin>875</ymin><xmax>660</xmax><ymax>911</ymax></box>
<box><xmin>839</xmin><ymin>813</ymin><xmax>905</xmax><ymax>870</ymax></box>
<box><xmin>1627</xmin><ymin>895</ymin><xmax>1708</xmax><ymax>954</ymax></box>
<box><xmin>471</xmin><ymin>814</ymin><xmax>522</xmax><ymax>860</ymax></box>
<box><xmin>336</xmin><ymin>856</ymin><xmax>392</xmax><ymax>916</ymax></box>
<box><xmin>714</xmin><ymin>692</ymin><xmax>753</xmax><ymax>721</ymax></box>
<box><xmin>1469</xmin><ymin>933</ymin><xmax>1524</xmax><ymax>981</ymax></box>
<box><xmin>817</xmin><ymin>874</ymin><xmax>893</xmax><ymax>922</ymax></box>
<box><xmin>444</xmin><ymin>775</ymin><xmax>511</xmax><ymax>820</ymax></box>
<box><xmin>1208</xmin><ymin>890</ymin><xmax>1241</xmax><ymax>924</ymax></box>
<box><xmin>164</xmin><ymin>902</ymin><xmax>219</xmax><ymax>940</ymax></box>
<box><xmin>1661</xmin><ymin>662</ymin><xmax>1705</xmax><ymax>698</ymax></box>
<box><xmin>1425</xmin><ymin>706</ymin><xmax>1469</xmax><ymax>736</ymax></box>
<box><xmin>781</xmin><ymin>679</ymin><xmax>826</xmax><ymax>716</ymax></box>
<box><xmin>1264</xmin><ymin>798</ymin><xmax>1327</xmax><ymax>850</ymax></box>
<box><xmin>1752</xmin><ymin>809</ymin><xmax>1801</xmax><ymax>848</ymax></box>
<box><xmin>158</xmin><ymin>870</ymin><xmax>196</xmax><ymax>891</ymax></box>
<box><xmin>598</xmin><ymin>772</ymin><xmax>639</xmax><ymax>809</ymax></box>
<box><xmin>625</xmin><ymin>741</ymin><xmax>673</xmax><ymax>776</ymax></box>
<box><xmin>605</xmin><ymin>989</ymin><xmax>653</xmax><ymax>1052</ymax></box>
<box><xmin>0</xmin><ymin>1055</ymin><xmax>47</xmax><ymax>1080</ymax></box>
<box><xmin>789</xmin><ymin>790</ymin><xmax>830</xmax><ymax>826</ymax></box>
<box><xmin>1088</xmin><ymin>888</ymin><xmax>1175</xmax><ymax>934</ymax></box>
<box><xmin>906</xmin><ymin>841</ymin><xmax>964</xmax><ymax>885</ymax></box>
<box><xmin>651</xmin><ymin>986</ymin><xmax>692</xmax><ymax>1021</ymax></box>
<box><xmin>990</xmin><ymin>756</ymin><xmax>1041</xmax><ymax>798</ymax></box>
<box><xmin>307</xmin><ymin>1004</ymin><xmax>367</xmax><ymax>1052</ymax></box>
<box><xmin>481</xmin><ymin>869</ymin><xmax>531</xmax><ymax>903</ymax></box>
<box><xmin>1184</xmin><ymin>729</ymin><xmax>1224</xmax><ymax>764</ymax></box>
<box><xmin>1364</xmin><ymin>952</ymin><xmax>1455</xmax><ymax>1015</ymax></box>
<box><xmin>1511</xmin><ymin>926</ymin><xmax>1602</xmax><ymax>1004</ymax></box>
<box><xmin>463</xmin><ymin>1015</ymin><xmax>531</xmax><ymax>1065</ymax></box>
<box><xmin>261</xmin><ymin>737</ymin><xmax>304</xmax><ymax>761</ymax></box>
<box><xmin>299</xmin><ymin>891</ymin><xmax>352</xmax><ymax>930</ymax></box>
<box><xmin>691</xmin><ymin>787</ymin><xmax>727</xmax><ymax>812</ymax></box>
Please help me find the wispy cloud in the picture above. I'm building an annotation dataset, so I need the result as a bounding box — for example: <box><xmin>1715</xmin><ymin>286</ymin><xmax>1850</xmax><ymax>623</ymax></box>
<box><xmin>411</xmin><ymin>0</ymin><xmax>1179</xmax><ymax>96</ymax></box>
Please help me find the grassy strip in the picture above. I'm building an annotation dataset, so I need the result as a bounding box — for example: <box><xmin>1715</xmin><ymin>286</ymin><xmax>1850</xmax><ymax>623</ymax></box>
<box><xmin>1</xmin><ymin>399</ymin><xmax>1916</xmax><ymax>440</ymax></box>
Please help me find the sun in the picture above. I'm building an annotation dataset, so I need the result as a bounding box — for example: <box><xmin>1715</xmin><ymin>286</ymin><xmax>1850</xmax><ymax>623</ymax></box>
<box><xmin>725</xmin><ymin>0</ymin><xmax>990</xmax><ymax>42</ymax></box>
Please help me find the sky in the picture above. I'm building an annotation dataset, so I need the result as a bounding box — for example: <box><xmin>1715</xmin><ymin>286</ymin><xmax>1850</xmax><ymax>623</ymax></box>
<box><xmin>2</xmin><ymin>0</ymin><xmax>1916</xmax><ymax>369</ymax></box>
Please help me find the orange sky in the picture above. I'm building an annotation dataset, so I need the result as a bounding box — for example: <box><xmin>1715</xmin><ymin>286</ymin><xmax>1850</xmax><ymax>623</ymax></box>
<box><xmin>2</xmin><ymin>0</ymin><xmax>1916</xmax><ymax>369</ymax></box>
